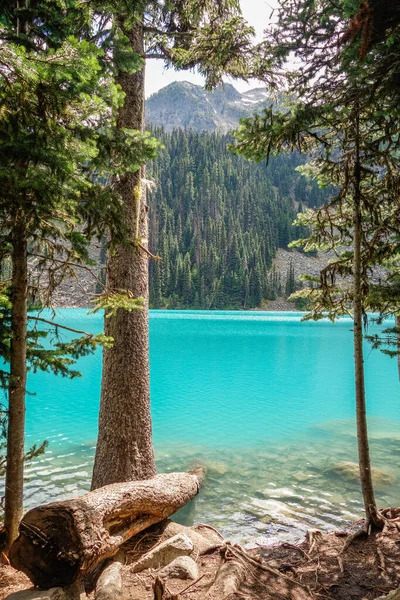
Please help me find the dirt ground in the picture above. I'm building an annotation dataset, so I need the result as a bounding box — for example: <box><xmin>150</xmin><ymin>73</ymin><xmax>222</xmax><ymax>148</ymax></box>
<box><xmin>2</xmin><ymin>511</ymin><xmax>400</xmax><ymax>600</ymax></box>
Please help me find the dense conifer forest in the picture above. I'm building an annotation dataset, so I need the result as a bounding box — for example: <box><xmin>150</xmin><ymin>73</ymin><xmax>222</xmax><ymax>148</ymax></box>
<box><xmin>147</xmin><ymin>128</ymin><xmax>328</xmax><ymax>309</ymax></box>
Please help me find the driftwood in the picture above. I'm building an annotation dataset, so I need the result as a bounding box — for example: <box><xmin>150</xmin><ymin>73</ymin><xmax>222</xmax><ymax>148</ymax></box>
<box><xmin>10</xmin><ymin>471</ymin><xmax>203</xmax><ymax>589</ymax></box>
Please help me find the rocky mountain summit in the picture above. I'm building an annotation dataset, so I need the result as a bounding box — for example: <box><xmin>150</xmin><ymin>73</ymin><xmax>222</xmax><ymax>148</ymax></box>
<box><xmin>146</xmin><ymin>81</ymin><xmax>269</xmax><ymax>132</ymax></box>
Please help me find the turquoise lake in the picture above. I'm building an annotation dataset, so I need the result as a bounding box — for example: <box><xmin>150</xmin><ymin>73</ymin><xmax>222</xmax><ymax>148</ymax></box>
<box><xmin>14</xmin><ymin>310</ymin><xmax>400</xmax><ymax>545</ymax></box>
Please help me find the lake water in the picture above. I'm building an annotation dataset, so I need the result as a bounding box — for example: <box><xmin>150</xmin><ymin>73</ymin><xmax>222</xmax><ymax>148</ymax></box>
<box><xmin>15</xmin><ymin>310</ymin><xmax>400</xmax><ymax>545</ymax></box>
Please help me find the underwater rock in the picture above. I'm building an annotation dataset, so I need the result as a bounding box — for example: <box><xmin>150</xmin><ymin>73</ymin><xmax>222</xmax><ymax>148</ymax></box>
<box><xmin>248</xmin><ymin>498</ymin><xmax>307</xmax><ymax>522</ymax></box>
<box><xmin>257</xmin><ymin>487</ymin><xmax>301</xmax><ymax>500</ymax></box>
<box><xmin>327</xmin><ymin>462</ymin><xmax>396</xmax><ymax>486</ymax></box>
<box><xmin>292</xmin><ymin>471</ymin><xmax>312</xmax><ymax>482</ymax></box>
<box><xmin>207</xmin><ymin>461</ymin><xmax>229</xmax><ymax>476</ymax></box>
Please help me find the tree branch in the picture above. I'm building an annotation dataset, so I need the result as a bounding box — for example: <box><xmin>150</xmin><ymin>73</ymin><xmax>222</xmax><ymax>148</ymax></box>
<box><xmin>28</xmin><ymin>253</ymin><xmax>105</xmax><ymax>288</ymax></box>
<box><xmin>27</xmin><ymin>316</ymin><xmax>94</xmax><ymax>338</ymax></box>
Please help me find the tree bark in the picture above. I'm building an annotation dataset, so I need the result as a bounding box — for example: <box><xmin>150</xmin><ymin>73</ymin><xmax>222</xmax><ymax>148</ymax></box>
<box><xmin>352</xmin><ymin>112</ymin><xmax>381</xmax><ymax>527</ymax></box>
<box><xmin>9</xmin><ymin>471</ymin><xmax>203</xmax><ymax>589</ymax></box>
<box><xmin>4</xmin><ymin>215</ymin><xmax>28</xmax><ymax>552</ymax></box>
<box><xmin>91</xmin><ymin>21</ymin><xmax>156</xmax><ymax>489</ymax></box>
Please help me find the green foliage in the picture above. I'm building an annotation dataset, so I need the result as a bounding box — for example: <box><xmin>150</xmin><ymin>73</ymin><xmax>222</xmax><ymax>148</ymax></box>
<box><xmin>0</xmin><ymin>290</ymin><xmax>114</xmax><ymax>387</ymax></box>
<box><xmin>232</xmin><ymin>0</ymin><xmax>400</xmax><ymax>327</ymax></box>
<box><xmin>146</xmin><ymin>128</ymin><xmax>329</xmax><ymax>309</ymax></box>
<box><xmin>0</xmin><ymin>0</ymin><xmax>158</xmax><ymax>497</ymax></box>
<box><xmin>142</xmin><ymin>0</ymin><xmax>273</xmax><ymax>89</ymax></box>
<box><xmin>0</xmin><ymin>31</ymin><xmax>160</xmax><ymax>258</ymax></box>
<box><xmin>91</xmin><ymin>289</ymin><xmax>146</xmax><ymax>317</ymax></box>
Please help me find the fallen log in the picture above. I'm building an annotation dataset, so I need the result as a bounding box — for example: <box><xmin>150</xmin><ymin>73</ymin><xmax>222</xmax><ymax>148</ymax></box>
<box><xmin>9</xmin><ymin>470</ymin><xmax>203</xmax><ymax>589</ymax></box>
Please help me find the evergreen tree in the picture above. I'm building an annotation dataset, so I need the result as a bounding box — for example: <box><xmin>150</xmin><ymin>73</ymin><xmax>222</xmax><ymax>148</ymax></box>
<box><xmin>147</xmin><ymin>129</ymin><xmax>329</xmax><ymax>309</ymax></box>
<box><xmin>233</xmin><ymin>0</ymin><xmax>400</xmax><ymax>528</ymax></box>
<box><xmin>0</xmin><ymin>2</ymin><xmax>156</xmax><ymax>548</ymax></box>
<box><xmin>92</xmin><ymin>0</ymin><xmax>263</xmax><ymax>489</ymax></box>
<box><xmin>285</xmin><ymin>261</ymin><xmax>296</xmax><ymax>297</ymax></box>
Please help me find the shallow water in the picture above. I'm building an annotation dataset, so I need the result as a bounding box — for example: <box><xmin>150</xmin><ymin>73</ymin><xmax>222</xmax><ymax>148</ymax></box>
<box><xmin>9</xmin><ymin>310</ymin><xmax>400</xmax><ymax>545</ymax></box>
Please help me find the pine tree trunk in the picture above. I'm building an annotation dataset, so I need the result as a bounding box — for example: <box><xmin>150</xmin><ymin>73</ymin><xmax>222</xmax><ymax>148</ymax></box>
<box><xmin>352</xmin><ymin>114</ymin><xmax>381</xmax><ymax>527</ymax></box>
<box><xmin>4</xmin><ymin>215</ymin><xmax>28</xmax><ymax>550</ymax></box>
<box><xmin>91</xmin><ymin>22</ymin><xmax>156</xmax><ymax>489</ymax></box>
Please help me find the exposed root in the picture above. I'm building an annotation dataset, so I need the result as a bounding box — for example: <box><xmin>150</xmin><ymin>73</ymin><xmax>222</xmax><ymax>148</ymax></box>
<box><xmin>377</xmin><ymin>548</ymin><xmax>387</xmax><ymax>571</ymax></box>
<box><xmin>200</xmin><ymin>543</ymin><xmax>224</xmax><ymax>555</ymax></box>
<box><xmin>337</xmin><ymin>556</ymin><xmax>344</xmax><ymax>574</ymax></box>
<box><xmin>307</xmin><ymin>529</ymin><xmax>323</xmax><ymax>555</ymax></box>
<box><xmin>281</xmin><ymin>542</ymin><xmax>310</xmax><ymax>562</ymax></box>
<box><xmin>216</xmin><ymin>541</ymin><xmax>313</xmax><ymax>598</ymax></box>
<box><xmin>194</xmin><ymin>523</ymin><xmax>225</xmax><ymax>540</ymax></box>
<box><xmin>214</xmin><ymin>559</ymin><xmax>247</xmax><ymax>599</ymax></box>
<box><xmin>178</xmin><ymin>574</ymin><xmax>206</xmax><ymax>595</ymax></box>
<box><xmin>153</xmin><ymin>575</ymin><xmax>167</xmax><ymax>600</ymax></box>
<box><xmin>153</xmin><ymin>574</ymin><xmax>175</xmax><ymax>600</ymax></box>
<box><xmin>341</xmin><ymin>520</ymin><xmax>370</xmax><ymax>553</ymax></box>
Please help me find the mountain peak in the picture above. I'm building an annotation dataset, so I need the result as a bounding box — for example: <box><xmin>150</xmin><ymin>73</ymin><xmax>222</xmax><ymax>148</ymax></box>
<box><xmin>146</xmin><ymin>81</ymin><xmax>267</xmax><ymax>132</ymax></box>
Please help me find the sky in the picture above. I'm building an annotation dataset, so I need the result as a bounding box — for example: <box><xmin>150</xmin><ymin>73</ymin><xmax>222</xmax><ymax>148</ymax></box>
<box><xmin>145</xmin><ymin>0</ymin><xmax>278</xmax><ymax>97</ymax></box>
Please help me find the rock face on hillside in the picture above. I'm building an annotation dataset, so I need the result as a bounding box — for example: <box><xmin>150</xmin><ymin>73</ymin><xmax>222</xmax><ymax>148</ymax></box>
<box><xmin>49</xmin><ymin>243</ymin><xmax>102</xmax><ymax>308</ymax></box>
<box><xmin>146</xmin><ymin>81</ymin><xmax>269</xmax><ymax>132</ymax></box>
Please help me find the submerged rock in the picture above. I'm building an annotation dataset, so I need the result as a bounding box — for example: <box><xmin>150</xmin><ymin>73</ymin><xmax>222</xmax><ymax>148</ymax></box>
<box><xmin>257</xmin><ymin>487</ymin><xmax>301</xmax><ymax>501</ymax></box>
<box><xmin>327</xmin><ymin>462</ymin><xmax>396</xmax><ymax>486</ymax></box>
<box><xmin>292</xmin><ymin>471</ymin><xmax>312</xmax><ymax>483</ymax></box>
<box><xmin>248</xmin><ymin>498</ymin><xmax>306</xmax><ymax>521</ymax></box>
<box><xmin>207</xmin><ymin>461</ymin><xmax>229</xmax><ymax>476</ymax></box>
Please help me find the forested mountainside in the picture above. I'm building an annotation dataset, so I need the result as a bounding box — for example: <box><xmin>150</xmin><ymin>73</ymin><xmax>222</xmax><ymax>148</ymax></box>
<box><xmin>146</xmin><ymin>81</ymin><xmax>270</xmax><ymax>132</ymax></box>
<box><xmin>147</xmin><ymin>128</ymin><xmax>329</xmax><ymax>310</ymax></box>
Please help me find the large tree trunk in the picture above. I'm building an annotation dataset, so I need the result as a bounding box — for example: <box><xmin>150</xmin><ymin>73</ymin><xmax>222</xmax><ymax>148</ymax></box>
<box><xmin>10</xmin><ymin>471</ymin><xmax>203</xmax><ymax>589</ymax></box>
<box><xmin>91</xmin><ymin>22</ymin><xmax>156</xmax><ymax>489</ymax></box>
<box><xmin>4</xmin><ymin>215</ymin><xmax>28</xmax><ymax>551</ymax></box>
<box><xmin>352</xmin><ymin>113</ymin><xmax>381</xmax><ymax>527</ymax></box>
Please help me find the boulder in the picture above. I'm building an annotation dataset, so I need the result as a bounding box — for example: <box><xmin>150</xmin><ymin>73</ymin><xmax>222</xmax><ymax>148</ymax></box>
<box><xmin>95</xmin><ymin>555</ymin><xmax>124</xmax><ymax>600</ymax></box>
<box><xmin>158</xmin><ymin>556</ymin><xmax>199</xmax><ymax>581</ymax></box>
<box><xmin>162</xmin><ymin>521</ymin><xmax>222</xmax><ymax>554</ymax></box>
<box><xmin>132</xmin><ymin>533</ymin><xmax>193</xmax><ymax>573</ymax></box>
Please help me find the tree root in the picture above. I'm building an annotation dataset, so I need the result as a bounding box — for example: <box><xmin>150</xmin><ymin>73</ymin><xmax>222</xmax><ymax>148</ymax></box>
<box><xmin>337</xmin><ymin>556</ymin><xmax>344</xmax><ymax>574</ymax></box>
<box><xmin>307</xmin><ymin>529</ymin><xmax>323</xmax><ymax>555</ymax></box>
<box><xmin>153</xmin><ymin>573</ymin><xmax>206</xmax><ymax>600</ymax></box>
<box><xmin>205</xmin><ymin>541</ymin><xmax>314</xmax><ymax>599</ymax></box>
<box><xmin>194</xmin><ymin>523</ymin><xmax>225</xmax><ymax>540</ymax></box>
<box><xmin>340</xmin><ymin>508</ymin><xmax>400</xmax><ymax>553</ymax></box>
<box><xmin>281</xmin><ymin>542</ymin><xmax>310</xmax><ymax>562</ymax></box>
<box><xmin>341</xmin><ymin>520</ymin><xmax>370</xmax><ymax>552</ymax></box>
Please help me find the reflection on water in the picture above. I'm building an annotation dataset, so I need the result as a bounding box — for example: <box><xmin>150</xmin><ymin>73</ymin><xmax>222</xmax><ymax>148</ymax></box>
<box><xmin>17</xmin><ymin>417</ymin><xmax>400</xmax><ymax>546</ymax></box>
